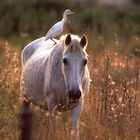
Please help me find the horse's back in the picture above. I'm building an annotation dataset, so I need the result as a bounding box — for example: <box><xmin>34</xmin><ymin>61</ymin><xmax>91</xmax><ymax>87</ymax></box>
<box><xmin>21</xmin><ymin>37</ymin><xmax>58</xmax><ymax>66</ymax></box>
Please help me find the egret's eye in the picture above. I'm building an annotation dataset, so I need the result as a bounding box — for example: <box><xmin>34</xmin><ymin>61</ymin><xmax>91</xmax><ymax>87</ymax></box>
<box><xmin>63</xmin><ymin>58</ymin><xmax>68</xmax><ymax>65</ymax></box>
<box><xmin>83</xmin><ymin>59</ymin><xmax>87</xmax><ymax>66</ymax></box>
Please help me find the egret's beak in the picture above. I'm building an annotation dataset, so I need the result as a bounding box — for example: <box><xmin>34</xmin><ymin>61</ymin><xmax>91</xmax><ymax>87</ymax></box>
<box><xmin>70</xmin><ymin>11</ymin><xmax>75</xmax><ymax>15</ymax></box>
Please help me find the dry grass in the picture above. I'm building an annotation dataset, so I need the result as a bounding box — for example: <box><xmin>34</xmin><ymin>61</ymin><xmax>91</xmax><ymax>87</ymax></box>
<box><xmin>0</xmin><ymin>37</ymin><xmax>140</xmax><ymax>140</ymax></box>
<box><xmin>0</xmin><ymin>43</ymin><xmax>20</xmax><ymax>140</ymax></box>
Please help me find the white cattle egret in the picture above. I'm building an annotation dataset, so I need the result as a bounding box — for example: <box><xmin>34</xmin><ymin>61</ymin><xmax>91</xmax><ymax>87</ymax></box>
<box><xmin>44</xmin><ymin>9</ymin><xmax>75</xmax><ymax>44</ymax></box>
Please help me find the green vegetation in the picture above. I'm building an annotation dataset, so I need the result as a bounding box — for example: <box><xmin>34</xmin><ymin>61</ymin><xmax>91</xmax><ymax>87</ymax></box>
<box><xmin>0</xmin><ymin>0</ymin><xmax>140</xmax><ymax>39</ymax></box>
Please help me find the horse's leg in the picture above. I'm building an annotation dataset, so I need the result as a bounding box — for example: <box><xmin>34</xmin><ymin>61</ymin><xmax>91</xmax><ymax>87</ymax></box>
<box><xmin>19</xmin><ymin>100</ymin><xmax>33</xmax><ymax>140</ymax></box>
<box><xmin>47</xmin><ymin>114</ymin><xmax>55</xmax><ymax>140</ymax></box>
<box><xmin>71</xmin><ymin>101</ymin><xmax>83</xmax><ymax>140</ymax></box>
<box><xmin>47</xmin><ymin>98</ymin><xmax>56</xmax><ymax>140</ymax></box>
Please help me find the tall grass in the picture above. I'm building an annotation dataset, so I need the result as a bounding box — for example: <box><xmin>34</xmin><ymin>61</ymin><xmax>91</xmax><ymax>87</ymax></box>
<box><xmin>0</xmin><ymin>35</ymin><xmax>139</xmax><ymax>140</ymax></box>
<box><xmin>0</xmin><ymin>43</ymin><xmax>20</xmax><ymax>140</ymax></box>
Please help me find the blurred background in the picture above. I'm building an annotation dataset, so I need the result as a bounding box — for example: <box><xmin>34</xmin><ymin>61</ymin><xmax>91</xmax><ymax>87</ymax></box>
<box><xmin>0</xmin><ymin>0</ymin><xmax>140</xmax><ymax>49</ymax></box>
<box><xmin>0</xmin><ymin>0</ymin><xmax>140</xmax><ymax>140</ymax></box>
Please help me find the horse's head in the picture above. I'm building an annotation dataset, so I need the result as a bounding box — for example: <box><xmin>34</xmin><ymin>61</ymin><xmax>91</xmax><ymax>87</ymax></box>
<box><xmin>62</xmin><ymin>34</ymin><xmax>88</xmax><ymax>103</ymax></box>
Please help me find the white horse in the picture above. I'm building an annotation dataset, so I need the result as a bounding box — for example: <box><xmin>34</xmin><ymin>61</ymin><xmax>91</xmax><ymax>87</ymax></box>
<box><xmin>20</xmin><ymin>33</ymin><xmax>90</xmax><ymax>140</ymax></box>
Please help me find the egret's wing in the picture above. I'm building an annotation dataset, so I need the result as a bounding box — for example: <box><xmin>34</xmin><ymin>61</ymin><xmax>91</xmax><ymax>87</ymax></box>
<box><xmin>45</xmin><ymin>21</ymin><xmax>63</xmax><ymax>39</ymax></box>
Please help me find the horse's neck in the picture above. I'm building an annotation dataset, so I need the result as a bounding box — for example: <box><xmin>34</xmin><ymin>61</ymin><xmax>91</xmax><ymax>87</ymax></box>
<box><xmin>49</xmin><ymin>46</ymin><xmax>64</xmax><ymax>79</ymax></box>
<box><xmin>45</xmin><ymin>46</ymin><xmax>66</xmax><ymax>97</ymax></box>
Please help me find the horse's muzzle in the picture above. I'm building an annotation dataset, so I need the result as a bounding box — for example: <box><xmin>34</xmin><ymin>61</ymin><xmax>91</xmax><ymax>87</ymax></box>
<box><xmin>68</xmin><ymin>88</ymin><xmax>81</xmax><ymax>103</ymax></box>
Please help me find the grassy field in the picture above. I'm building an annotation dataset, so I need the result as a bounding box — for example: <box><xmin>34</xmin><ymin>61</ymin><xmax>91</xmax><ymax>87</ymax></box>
<box><xmin>0</xmin><ymin>33</ymin><xmax>140</xmax><ymax>140</ymax></box>
<box><xmin>0</xmin><ymin>2</ymin><xmax>140</xmax><ymax>140</ymax></box>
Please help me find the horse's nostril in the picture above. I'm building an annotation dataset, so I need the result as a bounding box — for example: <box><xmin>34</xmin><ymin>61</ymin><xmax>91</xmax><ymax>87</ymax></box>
<box><xmin>69</xmin><ymin>89</ymin><xmax>81</xmax><ymax>100</ymax></box>
<box><xmin>77</xmin><ymin>90</ymin><xmax>81</xmax><ymax>98</ymax></box>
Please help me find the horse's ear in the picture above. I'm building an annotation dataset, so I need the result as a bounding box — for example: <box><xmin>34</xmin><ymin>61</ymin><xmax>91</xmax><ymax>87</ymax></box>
<box><xmin>65</xmin><ymin>34</ymin><xmax>71</xmax><ymax>46</ymax></box>
<box><xmin>80</xmin><ymin>34</ymin><xmax>88</xmax><ymax>48</ymax></box>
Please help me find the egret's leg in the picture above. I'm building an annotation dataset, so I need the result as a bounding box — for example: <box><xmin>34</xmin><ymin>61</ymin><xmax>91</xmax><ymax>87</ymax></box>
<box><xmin>51</xmin><ymin>38</ymin><xmax>57</xmax><ymax>45</ymax></box>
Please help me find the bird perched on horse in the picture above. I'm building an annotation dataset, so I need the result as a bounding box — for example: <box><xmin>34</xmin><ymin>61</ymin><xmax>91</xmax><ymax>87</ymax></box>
<box><xmin>44</xmin><ymin>9</ymin><xmax>75</xmax><ymax>44</ymax></box>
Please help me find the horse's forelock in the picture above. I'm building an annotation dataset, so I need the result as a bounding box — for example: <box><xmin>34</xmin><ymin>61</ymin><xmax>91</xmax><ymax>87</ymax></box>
<box><xmin>59</xmin><ymin>34</ymin><xmax>87</xmax><ymax>56</ymax></box>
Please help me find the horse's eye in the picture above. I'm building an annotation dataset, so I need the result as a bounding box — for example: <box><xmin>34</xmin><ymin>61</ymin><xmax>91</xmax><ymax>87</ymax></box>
<box><xmin>83</xmin><ymin>59</ymin><xmax>87</xmax><ymax>66</ymax></box>
<box><xmin>63</xmin><ymin>58</ymin><xmax>68</xmax><ymax>65</ymax></box>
